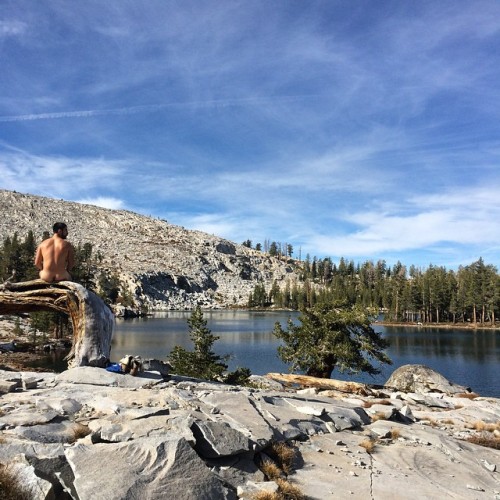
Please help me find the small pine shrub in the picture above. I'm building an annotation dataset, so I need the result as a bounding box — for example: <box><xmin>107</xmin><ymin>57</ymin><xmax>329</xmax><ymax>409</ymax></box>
<box><xmin>168</xmin><ymin>306</ymin><xmax>228</xmax><ymax>381</ymax></box>
<box><xmin>224</xmin><ymin>366</ymin><xmax>252</xmax><ymax>386</ymax></box>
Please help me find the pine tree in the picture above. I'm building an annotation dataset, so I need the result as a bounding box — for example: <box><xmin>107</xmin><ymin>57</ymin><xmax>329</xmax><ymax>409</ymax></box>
<box><xmin>169</xmin><ymin>306</ymin><xmax>228</xmax><ymax>380</ymax></box>
<box><xmin>273</xmin><ymin>302</ymin><xmax>392</xmax><ymax>378</ymax></box>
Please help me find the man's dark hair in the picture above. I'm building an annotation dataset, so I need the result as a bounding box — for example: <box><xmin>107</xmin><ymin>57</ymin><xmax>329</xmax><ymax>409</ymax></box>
<box><xmin>53</xmin><ymin>222</ymin><xmax>67</xmax><ymax>233</ymax></box>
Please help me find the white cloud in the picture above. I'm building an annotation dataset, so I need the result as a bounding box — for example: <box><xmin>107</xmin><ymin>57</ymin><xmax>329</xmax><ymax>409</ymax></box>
<box><xmin>0</xmin><ymin>20</ymin><xmax>27</xmax><ymax>37</ymax></box>
<box><xmin>0</xmin><ymin>150</ymin><xmax>126</xmax><ymax>199</ymax></box>
<box><xmin>310</xmin><ymin>185</ymin><xmax>500</xmax><ymax>260</ymax></box>
<box><xmin>76</xmin><ymin>197</ymin><xmax>125</xmax><ymax>210</ymax></box>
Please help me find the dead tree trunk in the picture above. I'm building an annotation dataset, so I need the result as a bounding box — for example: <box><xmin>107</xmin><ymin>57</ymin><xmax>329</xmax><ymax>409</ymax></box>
<box><xmin>0</xmin><ymin>280</ymin><xmax>114</xmax><ymax>369</ymax></box>
<box><xmin>266</xmin><ymin>373</ymin><xmax>374</xmax><ymax>395</ymax></box>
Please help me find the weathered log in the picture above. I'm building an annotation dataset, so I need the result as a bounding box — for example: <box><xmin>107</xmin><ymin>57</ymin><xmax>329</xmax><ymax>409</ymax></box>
<box><xmin>265</xmin><ymin>373</ymin><xmax>374</xmax><ymax>395</ymax></box>
<box><xmin>0</xmin><ymin>279</ymin><xmax>114</xmax><ymax>368</ymax></box>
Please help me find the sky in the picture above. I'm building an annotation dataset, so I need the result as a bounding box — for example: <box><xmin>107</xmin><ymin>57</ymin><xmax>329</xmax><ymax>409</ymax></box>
<box><xmin>1</xmin><ymin>1</ymin><xmax>500</xmax><ymax>270</ymax></box>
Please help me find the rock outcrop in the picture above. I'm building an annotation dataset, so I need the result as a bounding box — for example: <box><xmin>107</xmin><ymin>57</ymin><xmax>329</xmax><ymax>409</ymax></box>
<box><xmin>385</xmin><ymin>364</ymin><xmax>471</xmax><ymax>395</ymax></box>
<box><xmin>0</xmin><ymin>189</ymin><xmax>302</xmax><ymax>310</ymax></box>
<box><xmin>0</xmin><ymin>367</ymin><xmax>499</xmax><ymax>499</ymax></box>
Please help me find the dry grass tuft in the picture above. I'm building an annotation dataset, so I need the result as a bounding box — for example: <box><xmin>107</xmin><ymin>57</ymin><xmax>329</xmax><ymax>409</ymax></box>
<box><xmin>260</xmin><ymin>460</ymin><xmax>283</xmax><ymax>481</ymax></box>
<box><xmin>253</xmin><ymin>492</ymin><xmax>280</xmax><ymax>500</ymax></box>
<box><xmin>251</xmin><ymin>480</ymin><xmax>306</xmax><ymax>500</ymax></box>
<box><xmin>70</xmin><ymin>423</ymin><xmax>92</xmax><ymax>443</ymax></box>
<box><xmin>441</xmin><ymin>419</ymin><xmax>455</xmax><ymax>426</ymax></box>
<box><xmin>256</xmin><ymin>441</ymin><xmax>304</xmax><ymax>499</ymax></box>
<box><xmin>389</xmin><ymin>428</ymin><xmax>402</xmax><ymax>440</ymax></box>
<box><xmin>276</xmin><ymin>479</ymin><xmax>306</xmax><ymax>500</ymax></box>
<box><xmin>471</xmin><ymin>420</ymin><xmax>500</xmax><ymax>433</ymax></box>
<box><xmin>363</xmin><ymin>399</ymin><xmax>392</xmax><ymax>408</ymax></box>
<box><xmin>370</xmin><ymin>411</ymin><xmax>389</xmax><ymax>422</ymax></box>
<box><xmin>359</xmin><ymin>438</ymin><xmax>377</xmax><ymax>454</ymax></box>
<box><xmin>422</xmin><ymin>418</ymin><xmax>439</xmax><ymax>427</ymax></box>
<box><xmin>455</xmin><ymin>392</ymin><xmax>479</xmax><ymax>400</ymax></box>
<box><xmin>271</xmin><ymin>442</ymin><xmax>297</xmax><ymax>475</ymax></box>
<box><xmin>466</xmin><ymin>433</ymin><xmax>500</xmax><ymax>450</ymax></box>
<box><xmin>0</xmin><ymin>464</ymin><xmax>32</xmax><ymax>500</ymax></box>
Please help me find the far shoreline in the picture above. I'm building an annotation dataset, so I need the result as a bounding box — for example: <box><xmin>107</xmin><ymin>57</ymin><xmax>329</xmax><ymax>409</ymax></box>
<box><xmin>376</xmin><ymin>320</ymin><xmax>500</xmax><ymax>331</ymax></box>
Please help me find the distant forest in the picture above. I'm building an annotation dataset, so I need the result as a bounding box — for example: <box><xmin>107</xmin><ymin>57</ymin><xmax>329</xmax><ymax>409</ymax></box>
<box><xmin>246</xmin><ymin>241</ymin><xmax>499</xmax><ymax>326</ymax></box>
<box><xmin>0</xmin><ymin>231</ymin><xmax>498</xmax><ymax>326</ymax></box>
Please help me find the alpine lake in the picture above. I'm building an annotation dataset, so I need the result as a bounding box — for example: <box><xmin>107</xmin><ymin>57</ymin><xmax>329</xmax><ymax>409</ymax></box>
<box><xmin>108</xmin><ymin>310</ymin><xmax>500</xmax><ymax>398</ymax></box>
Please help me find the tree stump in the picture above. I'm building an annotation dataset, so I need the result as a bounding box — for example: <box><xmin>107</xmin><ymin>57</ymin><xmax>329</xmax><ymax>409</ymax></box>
<box><xmin>0</xmin><ymin>280</ymin><xmax>114</xmax><ymax>368</ymax></box>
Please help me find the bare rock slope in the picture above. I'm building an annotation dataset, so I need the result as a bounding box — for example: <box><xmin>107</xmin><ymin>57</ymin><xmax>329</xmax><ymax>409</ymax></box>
<box><xmin>0</xmin><ymin>367</ymin><xmax>499</xmax><ymax>500</ymax></box>
<box><xmin>0</xmin><ymin>190</ymin><xmax>299</xmax><ymax>310</ymax></box>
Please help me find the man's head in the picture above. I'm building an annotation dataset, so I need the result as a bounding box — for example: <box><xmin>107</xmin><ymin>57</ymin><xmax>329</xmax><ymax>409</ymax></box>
<box><xmin>52</xmin><ymin>222</ymin><xmax>68</xmax><ymax>239</ymax></box>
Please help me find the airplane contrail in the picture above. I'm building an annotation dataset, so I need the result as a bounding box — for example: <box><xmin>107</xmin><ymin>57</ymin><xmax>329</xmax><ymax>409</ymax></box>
<box><xmin>0</xmin><ymin>95</ymin><xmax>315</xmax><ymax>123</ymax></box>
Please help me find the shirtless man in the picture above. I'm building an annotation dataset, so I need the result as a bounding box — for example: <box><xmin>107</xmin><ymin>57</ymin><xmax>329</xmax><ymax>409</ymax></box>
<box><xmin>34</xmin><ymin>222</ymin><xmax>75</xmax><ymax>282</ymax></box>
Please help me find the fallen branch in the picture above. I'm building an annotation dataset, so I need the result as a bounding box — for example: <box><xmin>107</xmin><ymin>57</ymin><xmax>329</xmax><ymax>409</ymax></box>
<box><xmin>265</xmin><ymin>372</ymin><xmax>374</xmax><ymax>395</ymax></box>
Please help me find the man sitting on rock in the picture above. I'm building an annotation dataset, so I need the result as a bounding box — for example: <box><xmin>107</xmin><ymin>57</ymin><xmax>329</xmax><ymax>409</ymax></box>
<box><xmin>35</xmin><ymin>222</ymin><xmax>75</xmax><ymax>282</ymax></box>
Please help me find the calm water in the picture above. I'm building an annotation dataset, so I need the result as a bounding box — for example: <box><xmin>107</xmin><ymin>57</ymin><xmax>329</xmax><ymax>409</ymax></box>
<box><xmin>111</xmin><ymin>310</ymin><xmax>500</xmax><ymax>398</ymax></box>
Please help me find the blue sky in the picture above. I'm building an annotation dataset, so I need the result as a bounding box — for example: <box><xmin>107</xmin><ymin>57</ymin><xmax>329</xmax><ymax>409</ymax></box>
<box><xmin>1</xmin><ymin>1</ymin><xmax>500</xmax><ymax>270</ymax></box>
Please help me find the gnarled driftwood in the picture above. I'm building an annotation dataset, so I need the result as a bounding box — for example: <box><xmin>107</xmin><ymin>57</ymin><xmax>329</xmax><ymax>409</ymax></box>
<box><xmin>266</xmin><ymin>373</ymin><xmax>374</xmax><ymax>395</ymax></box>
<box><xmin>0</xmin><ymin>280</ymin><xmax>114</xmax><ymax>368</ymax></box>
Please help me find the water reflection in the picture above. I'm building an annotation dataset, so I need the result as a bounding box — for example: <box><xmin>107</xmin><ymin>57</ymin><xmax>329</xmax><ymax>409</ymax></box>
<box><xmin>382</xmin><ymin>326</ymin><xmax>499</xmax><ymax>363</ymax></box>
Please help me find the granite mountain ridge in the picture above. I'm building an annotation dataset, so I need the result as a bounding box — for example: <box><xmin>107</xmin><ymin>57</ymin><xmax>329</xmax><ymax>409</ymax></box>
<box><xmin>0</xmin><ymin>189</ymin><xmax>300</xmax><ymax>310</ymax></box>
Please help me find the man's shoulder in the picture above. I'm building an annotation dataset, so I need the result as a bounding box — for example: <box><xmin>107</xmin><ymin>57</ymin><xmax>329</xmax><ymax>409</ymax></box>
<box><xmin>40</xmin><ymin>238</ymin><xmax>53</xmax><ymax>247</ymax></box>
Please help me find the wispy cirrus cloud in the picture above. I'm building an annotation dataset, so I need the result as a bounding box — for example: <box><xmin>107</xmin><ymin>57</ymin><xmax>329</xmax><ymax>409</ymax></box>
<box><xmin>309</xmin><ymin>184</ymin><xmax>500</xmax><ymax>264</ymax></box>
<box><xmin>1</xmin><ymin>1</ymin><xmax>500</xmax><ymax>268</ymax></box>
<box><xmin>0</xmin><ymin>20</ymin><xmax>27</xmax><ymax>37</ymax></box>
<box><xmin>0</xmin><ymin>95</ymin><xmax>315</xmax><ymax>123</ymax></box>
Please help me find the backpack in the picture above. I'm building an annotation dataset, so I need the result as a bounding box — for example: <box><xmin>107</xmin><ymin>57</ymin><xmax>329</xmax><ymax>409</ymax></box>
<box><xmin>119</xmin><ymin>355</ymin><xmax>143</xmax><ymax>376</ymax></box>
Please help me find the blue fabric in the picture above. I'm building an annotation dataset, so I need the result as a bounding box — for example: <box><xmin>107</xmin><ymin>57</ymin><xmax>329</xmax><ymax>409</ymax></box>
<box><xmin>105</xmin><ymin>363</ymin><xmax>123</xmax><ymax>373</ymax></box>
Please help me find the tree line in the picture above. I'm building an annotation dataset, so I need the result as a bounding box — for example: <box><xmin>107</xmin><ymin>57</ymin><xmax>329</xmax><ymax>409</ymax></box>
<box><xmin>249</xmin><ymin>256</ymin><xmax>500</xmax><ymax>326</ymax></box>
<box><xmin>242</xmin><ymin>239</ymin><xmax>294</xmax><ymax>258</ymax></box>
<box><xmin>1</xmin><ymin>231</ymin><xmax>498</xmax><ymax>327</ymax></box>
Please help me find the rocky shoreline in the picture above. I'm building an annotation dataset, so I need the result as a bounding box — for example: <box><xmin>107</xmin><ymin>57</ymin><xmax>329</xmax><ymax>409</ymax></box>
<box><xmin>1</xmin><ymin>364</ymin><xmax>499</xmax><ymax>500</ymax></box>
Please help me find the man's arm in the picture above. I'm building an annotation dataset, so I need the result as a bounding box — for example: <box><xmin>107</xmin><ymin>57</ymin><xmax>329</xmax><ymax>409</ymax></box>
<box><xmin>34</xmin><ymin>246</ymin><xmax>43</xmax><ymax>270</ymax></box>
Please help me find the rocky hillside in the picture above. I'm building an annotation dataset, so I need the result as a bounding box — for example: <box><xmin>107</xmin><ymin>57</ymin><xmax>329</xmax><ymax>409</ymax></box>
<box><xmin>0</xmin><ymin>189</ymin><xmax>301</xmax><ymax>310</ymax></box>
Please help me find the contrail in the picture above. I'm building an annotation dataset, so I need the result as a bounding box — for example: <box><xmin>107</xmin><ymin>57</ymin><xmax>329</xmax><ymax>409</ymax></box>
<box><xmin>0</xmin><ymin>95</ymin><xmax>315</xmax><ymax>123</ymax></box>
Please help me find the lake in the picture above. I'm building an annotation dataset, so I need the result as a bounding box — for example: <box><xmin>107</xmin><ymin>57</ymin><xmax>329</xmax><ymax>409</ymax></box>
<box><xmin>111</xmin><ymin>310</ymin><xmax>500</xmax><ymax>398</ymax></box>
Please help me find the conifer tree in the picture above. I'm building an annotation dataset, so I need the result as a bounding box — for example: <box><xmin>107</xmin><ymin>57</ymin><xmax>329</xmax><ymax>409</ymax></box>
<box><xmin>273</xmin><ymin>302</ymin><xmax>392</xmax><ymax>378</ymax></box>
<box><xmin>169</xmin><ymin>306</ymin><xmax>228</xmax><ymax>380</ymax></box>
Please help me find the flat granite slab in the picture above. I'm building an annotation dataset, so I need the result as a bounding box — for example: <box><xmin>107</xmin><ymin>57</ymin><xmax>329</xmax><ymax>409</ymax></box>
<box><xmin>55</xmin><ymin>366</ymin><xmax>164</xmax><ymax>388</ymax></box>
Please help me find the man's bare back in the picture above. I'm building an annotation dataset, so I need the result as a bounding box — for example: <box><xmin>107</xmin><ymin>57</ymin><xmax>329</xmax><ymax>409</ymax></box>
<box><xmin>35</xmin><ymin>223</ymin><xmax>75</xmax><ymax>282</ymax></box>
